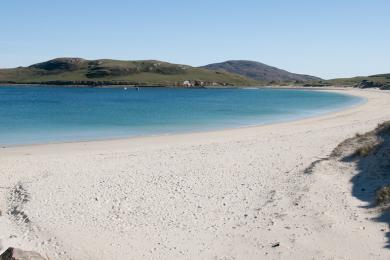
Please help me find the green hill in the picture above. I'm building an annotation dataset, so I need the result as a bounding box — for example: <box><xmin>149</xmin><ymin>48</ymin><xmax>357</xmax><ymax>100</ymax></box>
<box><xmin>328</xmin><ymin>74</ymin><xmax>390</xmax><ymax>85</ymax></box>
<box><xmin>0</xmin><ymin>58</ymin><xmax>259</xmax><ymax>87</ymax></box>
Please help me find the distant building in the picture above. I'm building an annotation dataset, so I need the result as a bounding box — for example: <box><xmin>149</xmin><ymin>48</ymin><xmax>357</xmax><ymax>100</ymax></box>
<box><xmin>183</xmin><ymin>80</ymin><xmax>207</xmax><ymax>87</ymax></box>
<box><xmin>183</xmin><ymin>80</ymin><xmax>193</xmax><ymax>87</ymax></box>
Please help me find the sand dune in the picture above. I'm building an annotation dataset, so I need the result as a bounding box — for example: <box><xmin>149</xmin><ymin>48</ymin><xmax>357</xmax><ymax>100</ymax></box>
<box><xmin>1</xmin><ymin>88</ymin><xmax>390</xmax><ymax>259</ymax></box>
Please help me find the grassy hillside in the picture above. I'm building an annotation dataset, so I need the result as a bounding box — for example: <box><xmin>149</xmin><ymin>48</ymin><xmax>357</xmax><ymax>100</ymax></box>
<box><xmin>0</xmin><ymin>58</ymin><xmax>259</xmax><ymax>87</ymax></box>
<box><xmin>328</xmin><ymin>73</ymin><xmax>390</xmax><ymax>87</ymax></box>
<box><xmin>327</xmin><ymin>73</ymin><xmax>390</xmax><ymax>89</ymax></box>
<box><xmin>297</xmin><ymin>73</ymin><xmax>390</xmax><ymax>89</ymax></box>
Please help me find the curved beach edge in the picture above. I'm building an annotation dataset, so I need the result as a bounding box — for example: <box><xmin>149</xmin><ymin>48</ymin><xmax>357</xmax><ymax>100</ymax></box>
<box><xmin>0</xmin><ymin>87</ymin><xmax>369</xmax><ymax>149</ymax></box>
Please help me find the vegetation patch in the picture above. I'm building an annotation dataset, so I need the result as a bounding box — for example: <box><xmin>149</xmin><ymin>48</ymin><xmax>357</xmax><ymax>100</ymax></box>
<box><xmin>327</xmin><ymin>74</ymin><xmax>390</xmax><ymax>89</ymax></box>
<box><xmin>376</xmin><ymin>185</ymin><xmax>390</xmax><ymax>206</ymax></box>
<box><xmin>376</xmin><ymin>121</ymin><xmax>390</xmax><ymax>135</ymax></box>
<box><xmin>354</xmin><ymin>144</ymin><xmax>377</xmax><ymax>157</ymax></box>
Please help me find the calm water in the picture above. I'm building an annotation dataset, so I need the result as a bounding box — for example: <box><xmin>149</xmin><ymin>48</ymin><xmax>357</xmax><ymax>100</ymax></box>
<box><xmin>0</xmin><ymin>86</ymin><xmax>362</xmax><ymax>145</ymax></box>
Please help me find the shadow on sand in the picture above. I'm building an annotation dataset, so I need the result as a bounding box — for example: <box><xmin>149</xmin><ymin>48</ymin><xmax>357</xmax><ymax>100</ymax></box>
<box><xmin>340</xmin><ymin>122</ymin><xmax>390</xmax><ymax>247</ymax></box>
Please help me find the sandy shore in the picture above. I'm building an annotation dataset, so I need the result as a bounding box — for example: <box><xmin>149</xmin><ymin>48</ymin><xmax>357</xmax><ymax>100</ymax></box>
<box><xmin>1</xmin><ymin>88</ymin><xmax>390</xmax><ymax>259</ymax></box>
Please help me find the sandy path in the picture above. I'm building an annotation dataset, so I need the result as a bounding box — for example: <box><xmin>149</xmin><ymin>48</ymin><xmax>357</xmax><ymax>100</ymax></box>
<box><xmin>0</xmin><ymin>88</ymin><xmax>390</xmax><ymax>259</ymax></box>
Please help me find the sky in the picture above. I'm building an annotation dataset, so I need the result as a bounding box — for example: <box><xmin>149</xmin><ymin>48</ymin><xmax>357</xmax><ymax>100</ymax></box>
<box><xmin>0</xmin><ymin>0</ymin><xmax>389</xmax><ymax>79</ymax></box>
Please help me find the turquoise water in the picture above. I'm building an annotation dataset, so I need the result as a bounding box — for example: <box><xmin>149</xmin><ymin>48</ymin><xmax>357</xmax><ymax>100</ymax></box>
<box><xmin>0</xmin><ymin>86</ymin><xmax>362</xmax><ymax>146</ymax></box>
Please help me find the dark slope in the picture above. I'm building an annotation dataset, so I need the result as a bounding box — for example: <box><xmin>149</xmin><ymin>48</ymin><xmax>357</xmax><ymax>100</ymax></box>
<box><xmin>201</xmin><ymin>60</ymin><xmax>321</xmax><ymax>82</ymax></box>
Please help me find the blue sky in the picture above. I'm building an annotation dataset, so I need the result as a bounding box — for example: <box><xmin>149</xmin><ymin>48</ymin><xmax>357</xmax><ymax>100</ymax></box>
<box><xmin>1</xmin><ymin>0</ymin><xmax>389</xmax><ymax>79</ymax></box>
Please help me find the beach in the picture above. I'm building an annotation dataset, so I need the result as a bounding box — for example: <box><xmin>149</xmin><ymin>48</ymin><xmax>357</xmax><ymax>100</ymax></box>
<box><xmin>1</xmin><ymin>88</ymin><xmax>390</xmax><ymax>259</ymax></box>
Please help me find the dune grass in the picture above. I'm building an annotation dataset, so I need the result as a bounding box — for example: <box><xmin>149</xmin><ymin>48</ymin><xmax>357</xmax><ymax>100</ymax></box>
<box><xmin>376</xmin><ymin>185</ymin><xmax>390</xmax><ymax>206</ymax></box>
<box><xmin>354</xmin><ymin>144</ymin><xmax>377</xmax><ymax>157</ymax></box>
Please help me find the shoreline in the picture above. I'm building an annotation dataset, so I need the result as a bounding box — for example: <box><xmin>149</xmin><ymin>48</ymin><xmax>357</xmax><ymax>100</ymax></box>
<box><xmin>0</xmin><ymin>87</ymin><xmax>365</xmax><ymax>149</ymax></box>
<box><xmin>1</xmin><ymin>88</ymin><xmax>390</xmax><ymax>259</ymax></box>
<box><xmin>0</xmin><ymin>82</ymin><xmax>351</xmax><ymax>89</ymax></box>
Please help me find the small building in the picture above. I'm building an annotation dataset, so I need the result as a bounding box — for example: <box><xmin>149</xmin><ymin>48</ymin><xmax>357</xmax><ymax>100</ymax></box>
<box><xmin>183</xmin><ymin>80</ymin><xmax>194</xmax><ymax>87</ymax></box>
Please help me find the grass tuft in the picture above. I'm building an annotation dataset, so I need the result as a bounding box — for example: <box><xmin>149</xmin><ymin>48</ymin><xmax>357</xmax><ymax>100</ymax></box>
<box><xmin>376</xmin><ymin>185</ymin><xmax>390</xmax><ymax>206</ymax></box>
<box><xmin>377</xmin><ymin>121</ymin><xmax>390</xmax><ymax>135</ymax></box>
<box><xmin>354</xmin><ymin>144</ymin><xmax>376</xmax><ymax>157</ymax></box>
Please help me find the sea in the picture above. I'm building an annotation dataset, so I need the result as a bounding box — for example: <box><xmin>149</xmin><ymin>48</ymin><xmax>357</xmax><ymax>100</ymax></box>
<box><xmin>0</xmin><ymin>86</ymin><xmax>363</xmax><ymax>145</ymax></box>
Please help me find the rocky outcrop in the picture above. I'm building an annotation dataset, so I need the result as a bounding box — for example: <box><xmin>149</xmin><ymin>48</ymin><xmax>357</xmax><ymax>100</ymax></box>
<box><xmin>0</xmin><ymin>247</ymin><xmax>46</xmax><ymax>260</ymax></box>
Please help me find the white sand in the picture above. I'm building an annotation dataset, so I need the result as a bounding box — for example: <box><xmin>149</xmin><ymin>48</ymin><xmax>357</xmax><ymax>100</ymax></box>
<box><xmin>0</xmin><ymin>88</ymin><xmax>390</xmax><ymax>259</ymax></box>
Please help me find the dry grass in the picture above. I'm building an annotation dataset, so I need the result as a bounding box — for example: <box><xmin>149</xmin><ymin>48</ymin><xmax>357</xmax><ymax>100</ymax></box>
<box><xmin>354</xmin><ymin>144</ymin><xmax>377</xmax><ymax>157</ymax></box>
<box><xmin>376</xmin><ymin>185</ymin><xmax>390</xmax><ymax>206</ymax></box>
<box><xmin>377</xmin><ymin>121</ymin><xmax>390</xmax><ymax>135</ymax></box>
<box><xmin>353</xmin><ymin>121</ymin><xmax>390</xmax><ymax>157</ymax></box>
